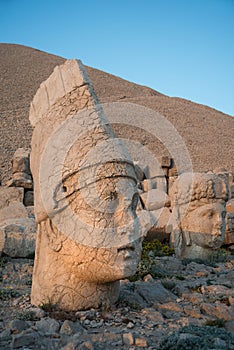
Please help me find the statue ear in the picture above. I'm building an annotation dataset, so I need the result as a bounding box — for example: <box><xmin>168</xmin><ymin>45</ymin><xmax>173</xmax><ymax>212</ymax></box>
<box><xmin>41</xmin><ymin>219</ymin><xmax>63</xmax><ymax>252</ymax></box>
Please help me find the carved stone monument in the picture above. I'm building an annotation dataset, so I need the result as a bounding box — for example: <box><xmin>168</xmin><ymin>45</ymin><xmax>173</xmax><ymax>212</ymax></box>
<box><xmin>30</xmin><ymin>60</ymin><xmax>151</xmax><ymax>310</ymax></box>
<box><xmin>171</xmin><ymin>172</ymin><xmax>229</xmax><ymax>260</ymax></box>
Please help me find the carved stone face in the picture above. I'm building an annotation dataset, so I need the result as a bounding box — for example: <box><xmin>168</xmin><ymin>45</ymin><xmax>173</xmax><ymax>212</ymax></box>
<box><xmin>30</xmin><ymin>59</ymin><xmax>152</xmax><ymax>310</ymax></box>
<box><xmin>180</xmin><ymin>201</ymin><xmax>226</xmax><ymax>249</ymax></box>
<box><xmin>171</xmin><ymin>172</ymin><xmax>228</xmax><ymax>260</ymax></box>
<box><xmin>55</xmin><ymin>165</ymin><xmax>142</xmax><ymax>282</ymax></box>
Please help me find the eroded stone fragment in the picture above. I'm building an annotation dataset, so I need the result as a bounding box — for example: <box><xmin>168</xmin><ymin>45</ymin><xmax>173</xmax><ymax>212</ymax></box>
<box><xmin>0</xmin><ymin>218</ymin><xmax>36</xmax><ymax>257</ymax></box>
<box><xmin>0</xmin><ymin>186</ymin><xmax>24</xmax><ymax>209</ymax></box>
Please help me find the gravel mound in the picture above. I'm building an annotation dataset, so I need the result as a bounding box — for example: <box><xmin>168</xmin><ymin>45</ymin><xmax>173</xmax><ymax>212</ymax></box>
<box><xmin>0</xmin><ymin>43</ymin><xmax>233</xmax><ymax>183</ymax></box>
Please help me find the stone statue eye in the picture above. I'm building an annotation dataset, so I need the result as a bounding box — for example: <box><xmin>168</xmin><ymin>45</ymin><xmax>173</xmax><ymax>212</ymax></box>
<box><xmin>62</xmin><ymin>186</ymin><xmax>67</xmax><ymax>193</ymax></box>
<box><xmin>109</xmin><ymin>191</ymin><xmax>118</xmax><ymax>201</ymax></box>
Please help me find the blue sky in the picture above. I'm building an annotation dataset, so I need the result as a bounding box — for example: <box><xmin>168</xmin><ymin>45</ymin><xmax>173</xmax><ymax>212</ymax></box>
<box><xmin>0</xmin><ymin>0</ymin><xmax>234</xmax><ymax>116</ymax></box>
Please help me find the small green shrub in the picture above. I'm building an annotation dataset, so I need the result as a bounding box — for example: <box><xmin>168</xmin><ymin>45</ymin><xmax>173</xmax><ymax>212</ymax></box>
<box><xmin>129</xmin><ymin>258</ymin><xmax>155</xmax><ymax>282</ymax></box>
<box><xmin>129</xmin><ymin>239</ymin><xmax>174</xmax><ymax>281</ymax></box>
<box><xmin>0</xmin><ymin>256</ymin><xmax>7</xmax><ymax>268</ymax></box>
<box><xmin>141</xmin><ymin>239</ymin><xmax>174</xmax><ymax>259</ymax></box>
<box><xmin>176</xmin><ymin>275</ymin><xmax>185</xmax><ymax>280</ymax></box>
<box><xmin>39</xmin><ymin>300</ymin><xmax>56</xmax><ymax>312</ymax></box>
<box><xmin>16</xmin><ymin>310</ymin><xmax>39</xmax><ymax>321</ymax></box>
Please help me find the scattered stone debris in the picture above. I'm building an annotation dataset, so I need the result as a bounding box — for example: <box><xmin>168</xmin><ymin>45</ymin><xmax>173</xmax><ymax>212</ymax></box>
<box><xmin>0</xmin><ymin>255</ymin><xmax>234</xmax><ymax>349</ymax></box>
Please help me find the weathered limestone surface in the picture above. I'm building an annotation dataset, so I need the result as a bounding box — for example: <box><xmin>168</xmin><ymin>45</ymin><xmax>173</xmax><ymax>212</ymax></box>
<box><xmin>0</xmin><ymin>218</ymin><xmax>36</xmax><ymax>257</ymax></box>
<box><xmin>30</xmin><ymin>60</ymin><xmax>151</xmax><ymax>310</ymax></box>
<box><xmin>140</xmin><ymin>189</ymin><xmax>170</xmax><ymax>211</ymax></box>
<box><xmin>171</xmin><ymin>172</ymin><xmax>229</xmax><ymax>259</ymax></box>
<box><xmin>0</xmin><ymin>186</ymin><xmax>36</xmax><ymax>257</ymax></box>
<box><xmin>0</xmin><ymin>186</ymin><xmax>24</xmax><ymax>209</ymax></box>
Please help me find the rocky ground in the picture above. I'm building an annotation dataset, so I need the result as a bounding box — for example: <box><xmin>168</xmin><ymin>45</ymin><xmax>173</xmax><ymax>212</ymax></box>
<box><xmin>0</xmin><ymin>253</ymin><xmax>234</xmax><ymax>349</ymax></box>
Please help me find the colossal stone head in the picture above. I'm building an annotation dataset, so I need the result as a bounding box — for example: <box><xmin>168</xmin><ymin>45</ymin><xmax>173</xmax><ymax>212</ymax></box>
<box><xmin>30</xmin><ymin>60</ymin><xmax>151</xmax><ymax>310</ymax></box>
<box><xmin>171</xmin><ymin>172</ymin><xmax>229</xmax><ymax>260</ymax></box>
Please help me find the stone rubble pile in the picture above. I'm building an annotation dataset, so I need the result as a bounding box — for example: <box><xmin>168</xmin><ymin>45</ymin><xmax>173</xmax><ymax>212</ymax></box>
<box><xmin>0</xmin><ymin>256</ymin><xmax>234</xmax><ymax>349</ymax></box>
<box><xmin>134</xmin><ymin>156</ymin><xmax>172</xmax><ymax>243</ymax></box>
<box><xmin>0</xmin><ymin>148</ymin><xmax>36</xmax><ymax>258</ymax></box>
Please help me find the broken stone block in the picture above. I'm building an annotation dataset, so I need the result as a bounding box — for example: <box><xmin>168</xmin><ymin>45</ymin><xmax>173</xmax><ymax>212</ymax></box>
<box><xmin>23</xmin><ymin>190</ymin><xmax>34</xmax><ymax>206</ymax></box>
<box><xmin>12</xmin><ymin>148</ymin><xmax>31</xmax><ymax>175</ymax></box>
<box><xmin>0</xmin><ymin>218</ymin><xmax>36</xmax><ymax>257</ymax></box>
<box><xmin>146</xmin><ymin>207</ymin><xmax>172</xmax><ymax>242</ymax></box>
<box><xmin>135</xmin><ymin>280</ymin><xmax>177</xmax><ymax>305</ymax></box>
<box><xmin>7</xmin><ymin>148</ymin><xmax>33</xmax><ymax>189</ymax></box>
<box><xmin>0</xmin><ymin>186</ymin><xmax>24</xmax><ymax>209</ymax></box>
<box><xmin>8</xmin><ymin>319</ymin><xmax>29</xmax><ymax>333</ymax></box>
<box><xmin>60</xmin><ymin>320</ymin><xmax>83</xmax><ymax>335</ymax></box>
<box><xmin>11</xmin><ymin>330</ymin><xmax>39</xmax><ymax>349</ymax></box>
<box><xmin>140</xmin><ymin>189</ymin><xmax>171</xmax><ymax>211</ymax></box>
<box><xmin>161</xmin><ymin>156</ymin><xmax>171</xmax><ymax>168</ymax></box>
<box><xmin>0</xmin><ymin>202</ymin><xmax>28</xmax><ymax>224</ymax></box>
<box><xmin>36</xmin><ymin>318</ymin><xmax>60</xmax><ymax>334</ymax></box>
<box><xmin>152</xmin><ymin>175</ymin><xmax>167</xmax><ymax>192</ymax></box>
<box><xmin>200</xmin><ymin>302</ymin><xmax>234</xmax><ymax>321</ymax></box>
<box><xmin>141</xmin><ymin>179</ymin><xmax>156</xmax><ymax>192</ymax></box>
<box><xmin>135</xmin><ymin>337</ymin><xmax>147</xmax><ymax>347</ymax></box>
<box><xmin>123</xmin><ymin>332</ymin><xmax>134</xmax><ymax>346</ymax></box>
